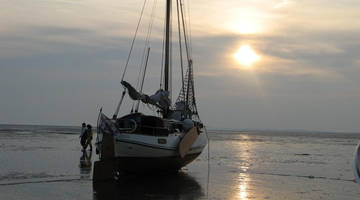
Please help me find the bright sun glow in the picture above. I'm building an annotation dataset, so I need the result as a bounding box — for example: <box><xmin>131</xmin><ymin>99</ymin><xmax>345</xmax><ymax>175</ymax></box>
<box><xmin>223</xmin><ymin>9</ymin><xmax>265</xmax><ymax>35</ymax></box>
<box><xmin>233</xmin><ymin>45</ymin><xmax>260</xmax><ymax>67</ymax></box>
<box><xmin>232</xmin><ymin>20</ymin><xmax>262</xmax><ymax>34</ymax></box>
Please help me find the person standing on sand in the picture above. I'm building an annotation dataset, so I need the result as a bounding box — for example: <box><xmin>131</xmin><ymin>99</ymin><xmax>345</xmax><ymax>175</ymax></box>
<box><xmin>86</xmin><ymin>124</ymin><xmax>93</xmax><ymax>151</ymax></box>
<box><xmin>80</xmin><ymin>123</ymin><xmax>88</xmax><ymax>151</ymax></box>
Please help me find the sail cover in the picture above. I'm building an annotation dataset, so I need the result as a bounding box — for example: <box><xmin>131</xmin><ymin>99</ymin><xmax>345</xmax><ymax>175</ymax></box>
<box><xmin>121</xmin><ymin>81</ymin><xmax>170</xmax><ymax>109</ymax></box>
<box><xmin>121</xmin><ymin>81</ymin><xmax>141</xmax><ymax>100</ymax></box>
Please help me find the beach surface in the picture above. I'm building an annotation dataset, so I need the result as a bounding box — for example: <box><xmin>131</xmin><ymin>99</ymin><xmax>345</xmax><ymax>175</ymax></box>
<box><xmin>1</xmin><ymin>124</ymin><xmax>360</xmax><ymax>199</ymax></box>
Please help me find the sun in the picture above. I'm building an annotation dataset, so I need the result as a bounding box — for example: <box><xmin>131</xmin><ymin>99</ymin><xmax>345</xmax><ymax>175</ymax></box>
<box><xmin>233</xmin><ymin>45</ymin><xmax>260</xmax><ymax>68</ymax></box>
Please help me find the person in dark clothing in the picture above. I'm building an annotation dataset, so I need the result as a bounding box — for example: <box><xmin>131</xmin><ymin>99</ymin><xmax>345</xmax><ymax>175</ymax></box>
<box><xmin>80</xmin><ymin>123</ymin><xmax>88</xmax><ymax>151</ymax></box>
<box><xmin>86</xmin><ymin>124</ymin><xmax>93</xmax><ymax>151</ymax></box>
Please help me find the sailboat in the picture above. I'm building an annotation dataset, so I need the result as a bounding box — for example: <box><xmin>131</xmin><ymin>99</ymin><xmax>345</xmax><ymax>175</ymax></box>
<box><xmin>93</xmin><ymin>0</ymin><xmax>207</xmax><ymax>175</ymax></box>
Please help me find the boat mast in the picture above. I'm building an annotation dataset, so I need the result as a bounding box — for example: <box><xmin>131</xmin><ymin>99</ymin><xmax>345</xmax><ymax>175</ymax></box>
<box><xmin>162</xmin><ymin>0</ymin><xmax>171</xmax><ymax>117</ymax></box>
<box><xmin>164</xmin><ymin>0</ymin><xmax>171</xmax><ymax>93</ymax></box>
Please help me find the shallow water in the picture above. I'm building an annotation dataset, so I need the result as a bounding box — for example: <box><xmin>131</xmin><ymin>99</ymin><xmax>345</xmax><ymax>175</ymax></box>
<box><xmin>0</xmin><ymin>125</ymin><xmax>360</xmax><ymax>199</ymax></box>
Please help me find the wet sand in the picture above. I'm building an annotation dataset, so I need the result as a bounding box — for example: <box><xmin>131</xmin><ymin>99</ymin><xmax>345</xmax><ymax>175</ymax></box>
<box><xmin>1</xmin><ymin>125</ymin><xmax>360</xmax><ymax>199</ymax></box>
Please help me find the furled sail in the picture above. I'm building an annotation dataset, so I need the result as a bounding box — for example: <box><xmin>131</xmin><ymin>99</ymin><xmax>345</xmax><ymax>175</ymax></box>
<box><xmin>121</xmin><ymin>81</ymin><xmax>170</xmax><ymax>109</ymax></box>
<box><xmin>121</xmin><ymin>81</ymin><xmax>141</xmax><ymax>100</ymax></box>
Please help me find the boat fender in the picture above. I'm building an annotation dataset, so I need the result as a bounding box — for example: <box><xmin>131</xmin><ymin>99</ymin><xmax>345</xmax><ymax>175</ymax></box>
<box><xmin>129</xmin><ymin>119</ymin><xmax>137</xmax><ymax>133</ymax></box>
<box><xmin>197</xmin><ymin>122</ymin><xmax>204</xmax><ymax>129</ymax></box>
<box><xmin>183</xmin><ymin>119</ymin><xmax>194</xmax><ymax>132</ymax></box>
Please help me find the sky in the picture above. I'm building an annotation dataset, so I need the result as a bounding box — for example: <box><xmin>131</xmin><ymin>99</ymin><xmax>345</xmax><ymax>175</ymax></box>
<box><xmin>1</xmin><ymin>0</ymin><xmax>360</xmax><ymax>132</ymax></box>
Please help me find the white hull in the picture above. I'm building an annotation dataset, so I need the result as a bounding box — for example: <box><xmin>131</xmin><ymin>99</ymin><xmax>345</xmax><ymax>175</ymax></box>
<box><xmin>113</xmin><ymin>131</ymin><xmax>207</xmax><ymax>158</ymax></box>
<box><xmin>96</xmin><ymin>129</ymin><xmax>207</xmax><ymax>172</ymax></box>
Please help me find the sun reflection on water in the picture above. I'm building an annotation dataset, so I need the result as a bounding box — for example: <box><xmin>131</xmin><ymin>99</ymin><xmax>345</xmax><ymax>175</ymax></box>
<box><xmin>236</xmin><ymin>134</ymin><xmax>252</xmax><ymax>200</ymax></box>
<box><xmin>238</xmin><ymin>173</ymin><xmax>249</xmax><ymax>200</ymax></box>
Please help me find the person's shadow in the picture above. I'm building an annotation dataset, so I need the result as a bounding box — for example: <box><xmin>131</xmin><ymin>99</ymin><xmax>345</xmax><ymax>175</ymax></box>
<box><xmin>93</xmin><ymin>171</ymin><xmax>204</xmax><ymax>200</ymax></box>
<box><xmin>79</xmin><ymin>150</ymin><xmax>92</xmax><ymax>179</ymax></box>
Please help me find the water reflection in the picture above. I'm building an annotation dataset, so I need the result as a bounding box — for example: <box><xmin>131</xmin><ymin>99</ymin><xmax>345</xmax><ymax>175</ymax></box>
<box><xmin>236</xmin><ymin>135</ymin><xmax>252</xmax><ymax>200</ymax></box>
<box><xmin>93</xmin><ymin>172</ymin><xmax>203</xmax><ymax>200</ymax></box>
<box><xmin>79</xmin><ymin>150</ymin><xmax>92</xmax><ymax>179</ymax></box>
<box><xmin>237</xmin><ymin>173</ymin><xmax>249</xmax><ymax>200</ymax></box>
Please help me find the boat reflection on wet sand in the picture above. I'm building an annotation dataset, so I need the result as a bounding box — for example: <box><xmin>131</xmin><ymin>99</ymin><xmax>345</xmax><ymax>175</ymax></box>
<box><xmin>93</xmin><ymin>172</ymin><xmax>203</xmax><ymax>200</ymax></box>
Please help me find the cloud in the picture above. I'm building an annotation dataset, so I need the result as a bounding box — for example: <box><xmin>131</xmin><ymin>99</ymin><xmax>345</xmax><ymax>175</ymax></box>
<box><xmin>190</xmin><ymin>30</ymin><xmax>359</xmax><ymax>80</ymax></box>
<box><xmin>253</xmin><ymin>56</ymin><xmax>341</xmax><ymax>78</ymax></box>
<box><xmin>273</xmin><ymin>0</ymin><xmax>291</xmax><ymax>9</ymax></box>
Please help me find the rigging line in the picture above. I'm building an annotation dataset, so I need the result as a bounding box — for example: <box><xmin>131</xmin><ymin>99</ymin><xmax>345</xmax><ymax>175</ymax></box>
<box><xmin>189</xmin><ymin>59</ymin><xmax>197</xmax><ymax>109</ymax></box>
<box><xmin>134</xmin><ymin>0</ymin><xmax>157</xmax><ymax>112</ymax></box>
<box><xmin>139</xmin><ymin>48</ymin><xmax>151</xmax><ymax>95</ymax></box>
<box><xmin>131</xmin><ymin>102</ymin><xmax>135</xmax><ymax>113</ymax></box>
<box><xmin>113</xmin><ymin>89</ymin><xmax>126</xmax><ymax>118</ymax></box>
<box><xmin>132</xmin><ymin>45</ymin><xmax>145</xmax><ymax>112</ymax></box>
<box><xmin>133</xmin><ymin>49</ymin><xmax>144</xmax><ymax>112</ymax></box>
<box><xmin>135</xmin><ymin>46</ymin><xmax>146</xmax><ymax>91</ymax></box>
<box><xmin>182</xmin><ymin>0</ymin><xmax>192</xmax><ymax>56</ymax></box>
<box><xmin>142</xmin><ymin>0</ymin><xmax>157</xmax><ymax>58</ymax></box>
<box><xmin>185</xmin><ymin>0</ymin><xmax>193</xmax><ymax>55</ymax></box>
<box><xmin>136</xmin><ymin>0</ymin><xmax>157</xmax><ymax>92</ymax></box>
<box><xmin>169</xmin><ymin>3</ymin><xmax>173</xmax><ymax>104</ymax></box>
<box><xmin>180</xmin><ymin>0</ymin><xmax>197</xmax><ymax>115</ymax></box>
<box><xmin>147</xmin><ymin>0</ymin><xmax>157</xmax><ymax>45</ymax></box>
<box><xmin>136</xmin><ymin>47</ymin><xmax>151</xmax><ymax>112</ymax></box>
<box><xmin>176</xmin><ymin>0</ymin><xmax>185</xmax><ymax>96</ymax></box>
<box><xmin>180</xmin><ymin>0</ymin><xmax>191</xmax><ymax>115</ymax></box>
<box><xmin>121</xmin><ymin>0</ymin><xmax>148</xmax><ymax>82</ymax></box>
<box><xmin>179</xmin><ymin>0</ymin><xmax>191</xmax><ymax>62</ymax></box>
<box><xmin>185</xmin><ymin>63</ymin><xmax>191</xmax><ymax>117</ymax></box>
